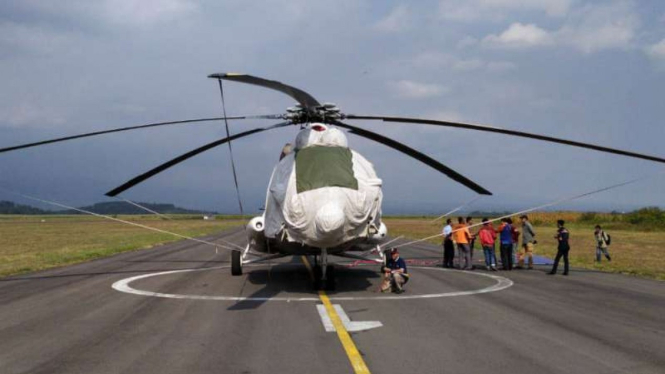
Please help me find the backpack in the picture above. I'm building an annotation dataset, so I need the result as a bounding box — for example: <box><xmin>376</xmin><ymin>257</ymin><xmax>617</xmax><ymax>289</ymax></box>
<box><xmin>604</xmin><ymin>232</ymin><xmax>611</xmax><ymax>246</ymax></box>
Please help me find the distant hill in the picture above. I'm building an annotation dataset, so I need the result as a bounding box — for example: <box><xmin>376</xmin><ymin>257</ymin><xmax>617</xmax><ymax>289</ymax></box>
<box><xmin>0</xmin><ymin>201</ymin><xmax>50</xmax><ymax>215</ymax></box>
<box><xmin>0</xmin><ymin>200</ymin><xmax>217</xmax><ymax>215</ymax></box>
<box><xmin>68</xmin><ymin>202</ymin><xmax>216</xmax><ymax>215</ymax></box>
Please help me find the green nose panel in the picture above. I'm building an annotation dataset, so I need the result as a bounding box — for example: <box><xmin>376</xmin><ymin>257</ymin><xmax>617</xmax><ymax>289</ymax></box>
<box><xmin>295</xmin><ymin>146</ymin><xmax>358</xmax><ymax>193</ymax></box>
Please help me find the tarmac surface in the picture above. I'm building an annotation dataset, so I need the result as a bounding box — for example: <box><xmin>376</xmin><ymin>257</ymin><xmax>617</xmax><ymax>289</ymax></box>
<box><xmin>1</xmin><ymin>227</ymin><xmax>664</xmax><ymax>374</ymax></box>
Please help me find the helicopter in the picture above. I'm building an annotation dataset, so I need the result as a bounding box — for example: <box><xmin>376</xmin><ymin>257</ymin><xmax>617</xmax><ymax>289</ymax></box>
<box><xmin>2</xmin><ymin>73</ymin><xmax>664</xmax><ymax>290</ymax></box>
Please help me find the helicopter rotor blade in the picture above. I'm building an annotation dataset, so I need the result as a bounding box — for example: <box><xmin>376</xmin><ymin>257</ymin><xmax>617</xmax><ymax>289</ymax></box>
<box><xmin>208</xmin><ymin>73</ymin><xmax>321</xmax><ymax>109</ymax></box>
<box><xmin>346</xmin><ymin>115</ymin><xmax>665</xmax><ymax>165</ymax></box>
<box><xmin>334</xmin><ymin>121</ymin><xmax>492</xmax><ymax>195</ymax></box>
<box><xmin>216</xmin><ymin>78</ymin><xmax>245</xmax><ymax>215</ymax></box>
<box><xmin>0</xmin><ymin>114</ymin><xmax>283</xmax><ymax>155</ymax></box>
<box><xmin>105</xmin><ymin>121</ymin><xmax>292</xmax><ymax>197</ymax></box>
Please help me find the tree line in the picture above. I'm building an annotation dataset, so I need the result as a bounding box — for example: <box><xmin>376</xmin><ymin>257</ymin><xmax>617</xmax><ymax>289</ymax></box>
<box><xmin>0</xmin><ymin>200</ymin><xmax>217</xmax><ymax>215</ymax></box>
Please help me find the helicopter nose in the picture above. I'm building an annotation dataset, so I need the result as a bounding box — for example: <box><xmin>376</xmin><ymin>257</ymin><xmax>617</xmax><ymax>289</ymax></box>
<box><xmin>314</xmin><ymin>203</ymin><xmax>345</xmax><ymax>236</ymax></box>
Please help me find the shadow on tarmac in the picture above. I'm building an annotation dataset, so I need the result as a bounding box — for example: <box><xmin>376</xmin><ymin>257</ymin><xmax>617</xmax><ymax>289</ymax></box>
<box><xmin>227</xmin><ymin>259</ymin><xmax>379</xmax><ymax>311</ymax></box>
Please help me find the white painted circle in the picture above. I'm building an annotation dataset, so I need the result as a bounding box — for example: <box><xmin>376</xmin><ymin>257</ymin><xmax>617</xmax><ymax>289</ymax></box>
<box><xmin>112</xmin><ymin>265</ymin><xmax>513</xmax><ymax>302</ymax></box>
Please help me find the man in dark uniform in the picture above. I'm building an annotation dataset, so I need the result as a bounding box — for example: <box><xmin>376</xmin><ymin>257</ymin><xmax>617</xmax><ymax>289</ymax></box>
<box><xmin>442</xmin><ymin>218</ymin><xmax>455</xmax><ymax>268</ymax></box>
<box><xmin>549</xmin><ymin>220</ymin><xmax>571</xmax><ymax>276</ymax></box>
<box><xmin>381</xmin><ymin>248</ymin><xmax>409</xmax><ymax>293</ymax></box>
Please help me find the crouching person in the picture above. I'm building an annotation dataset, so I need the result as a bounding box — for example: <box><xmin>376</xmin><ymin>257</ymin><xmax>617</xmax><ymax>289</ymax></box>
<box><xmin>381</xmin><ymin>248</ymin><xmax>409</xmax><ymax>294</ymax></box>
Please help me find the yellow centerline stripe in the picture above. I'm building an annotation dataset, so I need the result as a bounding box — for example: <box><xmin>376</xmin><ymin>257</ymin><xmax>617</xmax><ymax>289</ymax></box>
<box><xmin>318</xmin><ymin>291</ymin><xmax>371</xmax><ymax>374</ymax></box>
<box><xmin>302</xmin><ymin>255</ymin><xmax>314</xmax><ymax>276</ymax></box>
<box><xmin>301</xmin><ymin>256</ymin><xmax>371</xmax><ymax>374</ymax></box>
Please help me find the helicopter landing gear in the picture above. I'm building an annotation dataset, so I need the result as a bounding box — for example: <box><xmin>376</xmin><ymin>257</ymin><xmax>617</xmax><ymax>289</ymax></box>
<box><xmin>231</xmin><ymin>245</ymin><xmax>249</xmax><ymax>276</ymax></box>
<box><xmin>311</xmin><ymin>264</ymin><xmax>336</xmax><ymax>291</ymax></box>
<box><xmin>325</xmin><ymin>264</ymin><xmax>336</xmax><ymax>291</ymax></box>
<box><xmin>312</xmin><ymin>248</ymin><xmax>335</xmax><ymax>291</ymax></box>
<box><xmin>313</xmin><ymin>263</ymin><xmax>322</xmax><ymax>290</ymax></box>
<box><xmin>231</xmin><ymin>250</ymin><xmax>242</xmax><ymax>276</ymax></box>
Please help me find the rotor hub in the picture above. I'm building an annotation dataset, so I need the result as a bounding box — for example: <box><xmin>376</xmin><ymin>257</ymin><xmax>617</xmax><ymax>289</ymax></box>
<box><xmin>285</xmin><ymin>103</ymin><xmax>345</xmax><ymax>124</ymax></box>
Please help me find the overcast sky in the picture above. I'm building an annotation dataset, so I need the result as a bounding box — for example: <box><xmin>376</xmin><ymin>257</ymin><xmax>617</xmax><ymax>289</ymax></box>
<box><xmin>1</xmin><ymin>0</ymin><xmax>664</xmax><ymax>215</ymax></box>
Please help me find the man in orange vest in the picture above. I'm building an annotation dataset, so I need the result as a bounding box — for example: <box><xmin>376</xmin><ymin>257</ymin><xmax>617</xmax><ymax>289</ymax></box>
<box><xmin>453</xmin><ymin>217</ymin><xmax>473</xmax><ymax>270</ymax></box>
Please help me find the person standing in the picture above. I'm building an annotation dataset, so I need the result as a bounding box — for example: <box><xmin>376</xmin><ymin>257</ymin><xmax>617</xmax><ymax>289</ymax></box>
<box><xmin>442</xmin><ymin>218</ymin><xmax>455</xmax><ymax>268</ymax></box>
<box><xmin>519</xmin><ymin>215</ymin><xmax>536</xmax><ymax>269</ymax></box>
<box><xmin>549</xmin><ymin>220</ymin><xmax>571</xmax><ymax>275</ymax></box>
<box><xmin>509</xmin><ymin>218</ymin><xmax>520</xmax><ymax>268</ymax></box>
<box><xmin>594</xmin><ymin>225</ymin><xmax>611</xmax><ymax>262</ymax></box>
<box><xmin>478</xmin><ymin>218</ymin><xmax>498</xmax><ymax>271</ymax></box>
<box><xmin>498</xmin><ymin>218</ymin><xmax>514</xmax><ymax>270</ymax></box>
<box><xmin>453</xmin><ymin>217</ymin><xmax>472</xmax><ymax>270</ymax></box>
<box><xmin>466</xmin><ymin>216</ymin><xmax>477</xmax><ymax>269</ymax></box>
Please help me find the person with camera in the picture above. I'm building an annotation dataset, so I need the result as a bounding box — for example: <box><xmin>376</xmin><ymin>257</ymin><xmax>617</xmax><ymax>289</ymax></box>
<box><xmin>594</xmin><ymin>225</ymin><xmax>612</xmax><ymax>262</ymax></box>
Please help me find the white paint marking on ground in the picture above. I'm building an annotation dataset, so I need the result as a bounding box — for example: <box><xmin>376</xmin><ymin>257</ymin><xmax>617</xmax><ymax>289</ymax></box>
<box><xmin>334</xmin><ymin>304</ymin><xmax>383</xmax><ymax>332</ymax></box>
<box><xmin>112</xmin><ymin>266</ymin><xmax>513</xmax><ymax>302</ymax></box>
<box><xmin>317</xmin><ymin>304</ymin><xmax>335</xmax><ymax>332</ymax></box>
<box><xmin>317</xmin><ymin>305</ymin><xmax>383</xmax><ymax>332</ymax></box>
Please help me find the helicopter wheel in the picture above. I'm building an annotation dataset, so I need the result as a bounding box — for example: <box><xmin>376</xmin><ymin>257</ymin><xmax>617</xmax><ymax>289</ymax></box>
<box><xmin>313</xmin><ymin>264</ymin><xmax>323</xmax><ymax>290</ymax></box>
<box><xmin>325</xmin><ymin>265</ymin><xmax>336</xmax><ymax>291</ymax></box>
<box><xmin>231</xmin><ymin>250</ymin><xmax>242</xmax><ymax>276</ymax></box>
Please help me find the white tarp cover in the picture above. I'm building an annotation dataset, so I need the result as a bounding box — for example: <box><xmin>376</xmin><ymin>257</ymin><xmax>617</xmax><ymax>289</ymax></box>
<box><xmin>264</xmin><ymin>126</ymin><xmax>383</xmax><ymax>248</ymax></box>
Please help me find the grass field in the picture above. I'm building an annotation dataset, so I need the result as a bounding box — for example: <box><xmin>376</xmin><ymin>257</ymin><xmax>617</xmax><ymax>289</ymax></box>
<box><xmin>384</xmin><ymin>217</ymin><xmax>665</xmax><ymax>281</ymax></box>
<box><xmin>1</xmin><ymin>214</ymin><xmax>663</xmax><ymax>281</ymax></box>
<box><xmin>0</xmin><ymin>215</ymin><xmax>245</xmax><ymax>278</ymax></box>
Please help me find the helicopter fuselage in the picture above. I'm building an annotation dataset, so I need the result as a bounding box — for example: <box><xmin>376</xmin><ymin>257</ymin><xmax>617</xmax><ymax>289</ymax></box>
<box><xmin>245</xmin><ymin>123</ymin><xmax>386</xmax><ymax>258</ymax></box>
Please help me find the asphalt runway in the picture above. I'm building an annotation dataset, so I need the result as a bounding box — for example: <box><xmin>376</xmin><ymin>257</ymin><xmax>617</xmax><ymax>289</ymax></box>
<box><xmin>1</xmin><ymin>227</ymin><xmax>663</xmax><ymax>374</ymax></box>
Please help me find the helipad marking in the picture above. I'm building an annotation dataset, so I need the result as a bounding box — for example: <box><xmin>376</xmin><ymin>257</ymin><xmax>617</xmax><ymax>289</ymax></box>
<box><xmin>112</xmin><ymin>265</ymin><xmax>513</xmax><ymax>301</ymax></box>
<box><xmin>317</xmin><ymin>305</ymin><xmax>383</xmax><ymax>332</ymax></box>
